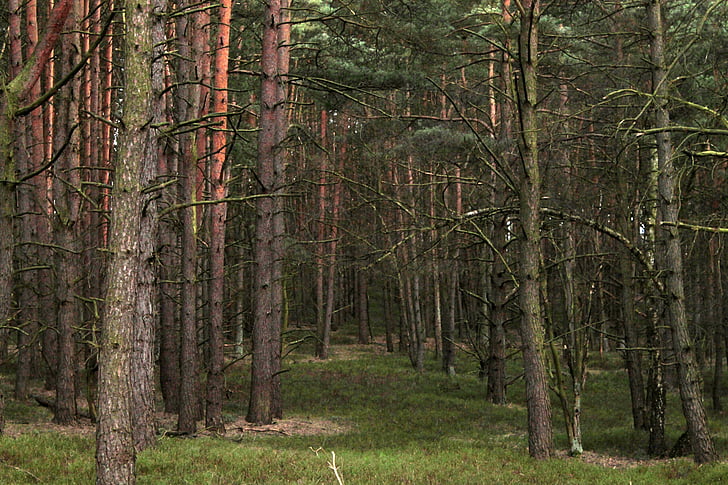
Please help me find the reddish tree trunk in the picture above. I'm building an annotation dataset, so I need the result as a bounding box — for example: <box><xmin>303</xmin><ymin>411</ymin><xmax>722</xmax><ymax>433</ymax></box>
<box><xmin>51</xmin><ymin>0</ymin><xmax>83</xmax><ymax>424</ymax></box>
<box><xmin>205</xmin><ymin>0</ymin><xmax>232</xmax><ymax>433</ymax></box>
<box><xmin>247</xmin><ymin>0</ymin><xmax>290</xmax><ymax>424</ymax></box>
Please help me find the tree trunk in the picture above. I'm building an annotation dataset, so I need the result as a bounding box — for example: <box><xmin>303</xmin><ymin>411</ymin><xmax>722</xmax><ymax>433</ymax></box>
<box><xmin>648</xmin><ymin>0</ymin><xmax>717</xmax><ymax>464</ymax></box>
<box><xmin>12</xmin><ymin>0</ymin><xmax>41</xmax><ymax>401</ymax></box>
<box><xmin>96</xmin><ymin>0</ymin><xmax>156</xmax><ymax>479</ymax></box>
<box><xmin>514</xmin><ymin>0</ymin><xmax>553</xmax><ymax>459</ymax></box>
<box><xmin>205</xmin><ymin>0</ymin><xmax>232</xmax><ymax>433</ymax></box>
<box><xmin>51</xmin><ymin>1</ymin><xmax>83</xmax><ymax>423</ymax></box>
<box><xmin>175</xmin><ymin>0</ymin><xmax>206</xmax><ymax>434</ymax></box>
<box><xmin>130</xmin><ymin>0</ymin><xmax>167</xmax><ymax>451</ymax></box>
<box><xmin>247</xmin><ymin>0</ymin><xmax>289</xmax><ymax>424</ymax></box>
<box><xmin>710</xmin><ymin>236</ymin><xmax>724</xmax><ymax>411</ymax></box>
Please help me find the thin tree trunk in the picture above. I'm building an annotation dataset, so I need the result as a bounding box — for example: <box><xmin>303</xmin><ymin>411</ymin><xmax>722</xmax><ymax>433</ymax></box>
<box><xmin>205</xmin><ymin>0</ymin><xmax>232</xmax><ymax>434</ymax></box>
<box><xmin>357</xmin><ymin>271</ymin><xmax>370</xmax><ymax>345</ymax></box>
<box><xmin>710</xmin><ymin>236</ymin><xmax>724</xmax><ymax>411</ymax></box>
<box><xmin>12</xmin><ymin>0</ymin><xmax>40</xmax><ymax>401</ymax></box>
<box><xmin>316</xmin><ymin>110</ymin><xmax>331</xmax><ymax>359</ymax></box>
<box><xmin>175</xmin><ymin>0</ymin><xmax>205</xmax><ymax>434</ymax></box>
<box><xmin>443</xmin><ymin>167</ymin><xmax>462</xmax><ymax>376</ymax></box>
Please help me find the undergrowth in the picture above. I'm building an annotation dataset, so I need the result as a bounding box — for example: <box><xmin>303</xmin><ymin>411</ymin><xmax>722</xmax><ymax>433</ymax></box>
<box><xmin>0</xmin><ymin>342</ymin><xmax>726</xmax><ymax>483</ymax></box>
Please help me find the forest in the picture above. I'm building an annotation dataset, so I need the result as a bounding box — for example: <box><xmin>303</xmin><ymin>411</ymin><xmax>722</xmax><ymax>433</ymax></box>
<box><xmin>1</xmin><ymin>0</ymin><xmax>728</xmax><ymax>482</ymax></box>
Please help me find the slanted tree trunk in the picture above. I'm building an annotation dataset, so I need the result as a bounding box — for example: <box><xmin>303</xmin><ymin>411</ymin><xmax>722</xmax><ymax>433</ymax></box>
<box><xmin>96</xmin><ymin>0</ymin><xmax>156</xmax><ymax>479</ymax></box>
<box><xmin>648</xmin><ymin>0</ymin><xmax>717</xmax><ymax>464</ymax></box>
<box><xmin>514</xmin><ymin>0</ymin><xmax>553</xmax><ymax>459</ymax></box>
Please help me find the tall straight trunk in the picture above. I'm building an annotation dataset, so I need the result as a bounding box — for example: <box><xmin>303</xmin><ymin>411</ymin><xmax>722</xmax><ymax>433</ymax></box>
<box><xmin>443</xmin><ymin>167</ymin><xmax>462</xmax><ymax>376</ymax></box>
<box><xmin>205</xmin><ymin>0</ymin><xmax>232</xmax><ymax>433</ymax></box>
<box><xmin>616</xmin><ymin>143</ymin><xmax>646</xmax><ymax>430</ymax></box>
<box><xmin>316</xmin><ymin>109</ymin><xmax>331</xmax><ymax>359</ymax></box>
<box><xmin>515</xmin><ymin>0</ymin><xmax>553</xmax><ymax>459</ymax></box>
<box><xmin>1</xmin><ymin>4</ymin><xmax>75</xmax><ymax>404</ymax></box>
<box><xmin>710</xmin><ymin>236</ymin><xmax>724</xmax><ymax>411</ymax></box>
<box><xmin>51</xmin><ymin>1</ymin><xmax>83</xmax><ymax>423</ymax></box>
<box><xmin>383</xmin><ymin>279</ymin><xmax>395</xmax><ymax>352</ymax></box>
<box><xmin>487</xmin><ymin>4</ymin><xmax>514</xmax><ymax>402</ymax></box>
<box><xmin>96</xmin><ymin>0</ymin><xmax>156</xmax><ymax>480</ymax></box>
<box><xmin>12</xmin><ymin>0</ymin><xmax>40</xmax><ymax>401</ymax></box>
<box><xmin>158</xmin><ymin>222</ymin><xmax>180</xmax><ymax>413</ymax></box>
<box><xmin>642</xmin><ymin>146</ymin><xmax>667</xmax><ymax>457</ymax></box>
<box><xmin>432</xmin><ymin>270</ymin><xmax>443</xmax><ymax>360</ymax></box>
<box><xmin>557</xmin><ymin>83</ymin><xmax>587</xmax><ymax>456</ymax></box>
<box><xmin>130</xmin><ymin>0</ymin><xmax>167</xmax><ymax>451</ymax></box>
<box><xmin>648</xmin><ymin>0</ymin><xmax>717</xmax><ymax>464</ymax></box>
<box><xmin>325</xmin><ymin>131</ymin><xmax>344</xmax><ymax>347</ymax></box>
<box><xmin>157</xmin><ymin>53</ymin><xmax>179</xmax><ymax>413</ymax></box>
<box><xmin>247</xmin><ymin>0</ymin><xmax>289</xmax><ymax>424</ymax></box>
<box><xmin>620</xmin><ymin>248</ymin><xmax>647</xmax><ymax>429</ymax></box>
<box><xmin>443</xmin><ymin>268</ymin><xmax>458</xmax><ymax>376</ymax></box>
<box><xmin>175</xmin><ymin>0</ymin><xmax>205</xmax><ymax>434</ymax></box>
<box><xmin>486</xmin><ymin>211</ymin><xmax>509</xmax><ymax>404</ymax></box>
<box><xmin>357</xmin><ymin>271</ymin><xmax>370</xmax><ymax>344</ymax></box>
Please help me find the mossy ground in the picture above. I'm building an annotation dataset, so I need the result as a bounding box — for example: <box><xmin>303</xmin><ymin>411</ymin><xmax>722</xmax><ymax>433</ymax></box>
<box><xmin>0</xmin><ymin>338</ymin><xmax>726</xmax><ymax>484</ymax></box>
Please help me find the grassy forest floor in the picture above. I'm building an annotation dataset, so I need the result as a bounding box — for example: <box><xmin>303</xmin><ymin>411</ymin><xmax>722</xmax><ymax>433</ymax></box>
<box><xmin>1</xmin><ymin>334</ymin><xmax>728</xmax><ymax>484</ymax></box>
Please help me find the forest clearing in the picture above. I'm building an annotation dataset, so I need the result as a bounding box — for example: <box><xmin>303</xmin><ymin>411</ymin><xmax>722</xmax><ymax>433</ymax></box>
<box><xmin>0</xmin><ymin>336</ymin><xmax>727</xmax><ymax>484</ymax></box>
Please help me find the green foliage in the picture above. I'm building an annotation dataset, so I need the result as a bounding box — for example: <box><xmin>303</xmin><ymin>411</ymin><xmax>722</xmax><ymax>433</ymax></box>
<box><xmin>1</xmin><ymin>348</ymin><xmax>728</xmax><ymax>483</ymax></box>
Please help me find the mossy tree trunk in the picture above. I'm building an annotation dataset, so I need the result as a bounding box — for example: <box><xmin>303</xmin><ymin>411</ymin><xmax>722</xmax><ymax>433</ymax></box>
<box><xmin>96</xmin><ymin>0</ymin><xmax>157</xmax><ymax>480</ymax></box>
<box><xmin>514</xmin><ymin>0</ymin><xmax>553</xmax><ymax>459</ymax></box>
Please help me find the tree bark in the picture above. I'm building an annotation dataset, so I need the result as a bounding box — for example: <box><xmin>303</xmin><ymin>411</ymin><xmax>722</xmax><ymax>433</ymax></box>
<box><xmin>514</xmin><ymin>0</ymin><xmax>553</xmax><ymax>459</ymax></box>
<box><xmin>96</xmin><ymin>0</ymin><xmax>156</xmax><ymax>480</ymax></box>
<box><xmin>205</xmin><ymin>0</ymin><xmax>232</xmax><ymax>433</ymax></box>
<box><xmin>247</xmin><ymin>0</ymin><xmax>289</xmax><ymax>424</ymax></box>
<box><xmin>51</xmin><ymin>0</ymin><xmax>83</xmax><ymax>423</ymax></box>
<box><xmin>175</xmin><ymin>0</ymin><xmax>206</xmax><ymax>434</ymax></box>
<box><xmin>648</xmin><ymin>0</ymin><xmax>717</xmax><ymax>464</ymax></box>
<box><xmin>710</xmin><ymin>236</ymin><xmax>724</xmax><ymax>411</ymax></box>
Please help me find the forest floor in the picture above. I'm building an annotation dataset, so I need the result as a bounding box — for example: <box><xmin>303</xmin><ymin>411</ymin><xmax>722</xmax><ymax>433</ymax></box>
<box><xmin>1</xmin><ymin>339</ymin><xmax>727</xmax><ymax>483</ymax></box>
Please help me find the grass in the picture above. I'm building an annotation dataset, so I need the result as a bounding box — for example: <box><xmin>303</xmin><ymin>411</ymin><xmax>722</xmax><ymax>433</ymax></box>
<box><xmin>1</xmin><ymin>342</ymin><xmax>727</xmax><ymax>483</ymax></box>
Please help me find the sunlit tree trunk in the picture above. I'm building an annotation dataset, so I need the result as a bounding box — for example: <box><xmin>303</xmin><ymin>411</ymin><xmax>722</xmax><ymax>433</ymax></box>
<box><xmin>205</xmin><ymin>0</ymin><xmax>232</xmax><ymax>433</ymax></box>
